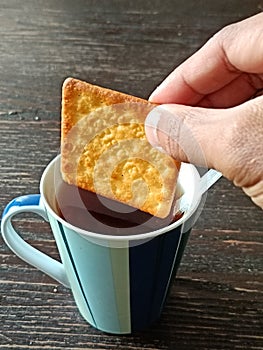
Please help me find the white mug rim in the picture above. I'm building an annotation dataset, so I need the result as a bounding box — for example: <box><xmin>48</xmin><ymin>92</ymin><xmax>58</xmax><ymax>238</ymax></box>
<box><xmin>40</xmin><ymin>155</ymin><xmax>202</xmax><ymax>242</ymax></box>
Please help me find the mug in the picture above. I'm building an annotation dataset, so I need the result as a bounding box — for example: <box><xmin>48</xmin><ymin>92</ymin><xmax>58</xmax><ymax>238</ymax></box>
<box><xmin>1</xmin><ymin>155</ymin><xmax>206</xmax><ymax>334</ymax></box>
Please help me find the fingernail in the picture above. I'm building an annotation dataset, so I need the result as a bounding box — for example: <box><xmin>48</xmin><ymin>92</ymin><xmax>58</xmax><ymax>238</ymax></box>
<box><xmin>145</xmin><ymin>107</ymin><xmax>165</xmax><ymax>153</ymax></box>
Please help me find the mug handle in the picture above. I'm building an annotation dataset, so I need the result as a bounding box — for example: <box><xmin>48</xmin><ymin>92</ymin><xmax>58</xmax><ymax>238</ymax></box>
<box><xmin>1</xmin><ymin>194</ymin><xmax>70</xmax><ymax>288</ymax></box>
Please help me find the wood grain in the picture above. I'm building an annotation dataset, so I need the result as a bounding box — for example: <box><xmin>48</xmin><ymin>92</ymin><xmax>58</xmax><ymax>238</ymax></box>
<box><xmin>0</xmin><ymin>0</ymin><xmax>262</xmax><ymax>349</ymax></box>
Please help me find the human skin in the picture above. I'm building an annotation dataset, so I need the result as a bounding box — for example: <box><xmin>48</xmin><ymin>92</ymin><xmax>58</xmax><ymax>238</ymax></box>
<box><xmin>145</xmin><ymin>13</ymin><xmax>263</xmax><ymax>209</ymax></box>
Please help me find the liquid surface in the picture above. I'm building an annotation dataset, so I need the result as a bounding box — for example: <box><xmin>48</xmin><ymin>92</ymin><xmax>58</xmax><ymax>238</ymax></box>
<box><xmin>56</xmin><ymin>181</ymin><xmax>183</xmax><ymax>235</ymax></box>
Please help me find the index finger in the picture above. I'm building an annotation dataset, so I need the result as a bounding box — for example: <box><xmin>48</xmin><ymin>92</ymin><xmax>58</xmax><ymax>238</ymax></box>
<box><xmin>150</xmin><ymin>13</ymin><xmax>263</xmax><ymax>106</ymax></box>
<box><xmin>149</xmin><ymin>35</ymin><xmax>240</xmax><ymax>105</ymax></box>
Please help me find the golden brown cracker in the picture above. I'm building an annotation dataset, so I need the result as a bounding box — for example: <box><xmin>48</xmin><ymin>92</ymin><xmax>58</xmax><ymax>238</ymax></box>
<box><xmin>61</xmin><ymin>77</ymin><xmax>180</xmax><ymax>218</ymax></box>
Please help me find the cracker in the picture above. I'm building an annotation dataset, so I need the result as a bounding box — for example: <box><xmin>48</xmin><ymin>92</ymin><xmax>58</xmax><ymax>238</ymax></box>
<box><xmin>61</xmin><ymin>77</ymin><xmax>180</xmax><ymax>218</ymax></box>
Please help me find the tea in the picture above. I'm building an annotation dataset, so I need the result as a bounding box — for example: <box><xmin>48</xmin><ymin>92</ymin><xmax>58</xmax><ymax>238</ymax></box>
<box><xmin>55</xmin><ymin>181</ymin><xmax>183</xmax><ymax>236</ymax></box>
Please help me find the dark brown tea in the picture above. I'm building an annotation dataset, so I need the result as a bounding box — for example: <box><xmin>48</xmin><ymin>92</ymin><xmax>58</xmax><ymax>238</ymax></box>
<box><xmin>56</xmin><ymin>181</ymin><xmax>183</xmax><ymax>236</ymax></box>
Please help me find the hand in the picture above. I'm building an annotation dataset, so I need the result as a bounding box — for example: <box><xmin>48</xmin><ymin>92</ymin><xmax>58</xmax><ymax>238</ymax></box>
<box><xmin>145</xmin><ymin>13</ymin><xmax>263</xmax><ymax>209</ymax></box>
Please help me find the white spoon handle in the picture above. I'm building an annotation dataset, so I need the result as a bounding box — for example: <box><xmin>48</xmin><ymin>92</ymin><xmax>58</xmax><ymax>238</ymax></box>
<box><xmin>199</xmin><ymin>169</ymin><xmax>222</xmax><ymax>196</ymax></box>
<box><xmin>176</xmin><ymin>168</ymin><xmax>222</xmax><ymax>214</ymax></box>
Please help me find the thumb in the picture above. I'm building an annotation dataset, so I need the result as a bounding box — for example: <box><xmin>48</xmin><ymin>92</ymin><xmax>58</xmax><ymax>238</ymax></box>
<box><xmin>145</xmin><ymin>104</ymin><xmax>233</xmax><ymax>171</ymax></box>
<box><xmin>144</xmin><ymin>99</ymin><xmax>263</xmax><ymax>205</ymax></box>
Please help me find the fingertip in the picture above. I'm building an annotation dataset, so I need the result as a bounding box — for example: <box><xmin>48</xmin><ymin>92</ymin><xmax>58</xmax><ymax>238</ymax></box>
<box><xmin>148</xmin><ymin>80</ymin><xmax>172</xmax><ymax>102</ymax></box>
<box><xmin>148</xmin><ymin>86</ymin><xmax>162</xmax><ymax>102</ymax></box>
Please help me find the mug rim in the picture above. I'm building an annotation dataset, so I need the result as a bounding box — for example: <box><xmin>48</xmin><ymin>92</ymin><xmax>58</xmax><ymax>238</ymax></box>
<box><xmin>40</xmin><ymin>155</ymin><xmax>201</xmax><ymax>242</ymax></box>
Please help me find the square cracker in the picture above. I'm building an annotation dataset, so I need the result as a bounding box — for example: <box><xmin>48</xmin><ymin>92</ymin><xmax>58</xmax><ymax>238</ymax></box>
<box><xmin>61</xmin><ymin>77</ymin><xmax>180</xmax><ymax>218</ymax></box>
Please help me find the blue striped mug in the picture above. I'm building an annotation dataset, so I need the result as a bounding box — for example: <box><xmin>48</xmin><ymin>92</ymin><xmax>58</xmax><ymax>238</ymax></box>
<box><xmin>1</xmin><ymin>155</ymin><xmax>206</xmax><ymax>334</ymax></box>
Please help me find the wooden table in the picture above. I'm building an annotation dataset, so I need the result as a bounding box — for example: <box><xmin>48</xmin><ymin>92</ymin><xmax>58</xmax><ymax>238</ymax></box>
<box><xmin>0</xmin><ymin>1</ymin><xmax>262</xmax><ymax>349</ymax></box>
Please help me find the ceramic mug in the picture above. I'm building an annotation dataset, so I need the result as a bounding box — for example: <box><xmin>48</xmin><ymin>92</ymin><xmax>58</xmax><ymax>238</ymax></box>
<box><xmin>1</xmin><ymin>155</ymin><xmax>207</xmax><ymax>334</ymax></box>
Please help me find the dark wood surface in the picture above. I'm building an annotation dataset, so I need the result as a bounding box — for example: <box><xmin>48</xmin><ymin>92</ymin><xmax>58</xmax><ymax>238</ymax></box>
<box><xmin>0</xmin><ymin>1</ymin><xmax>262</xmax><ymax>349</ymax></box>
